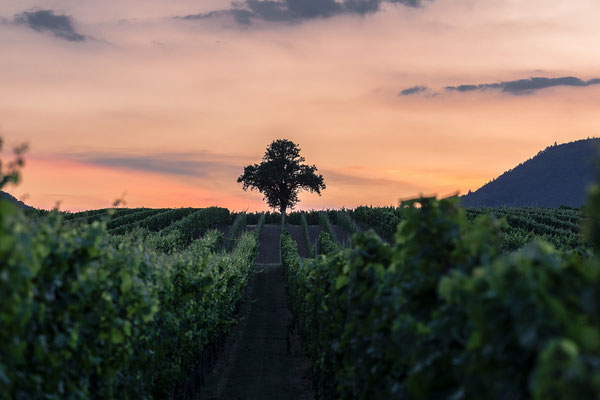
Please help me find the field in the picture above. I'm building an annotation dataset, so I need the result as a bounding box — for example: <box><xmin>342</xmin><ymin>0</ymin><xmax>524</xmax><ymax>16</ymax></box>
<box><xmin>4</xmin><ymin>1</ymin><xmax>597</xmax><ymax>398</ymax></box>
<box><xmin>2</xmin><ymin>196</ymin><xmax>599</xmax><ymax>399</ymax></box>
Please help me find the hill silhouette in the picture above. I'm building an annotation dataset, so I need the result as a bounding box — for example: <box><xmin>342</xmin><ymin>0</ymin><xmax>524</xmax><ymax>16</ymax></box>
<box><xmin>461</xmin><ymin>138</ymin><xmax>599</xmax><ymax>208</ymax></box>
<box><xmin>0</xmin><ymin>191</ymin><xmax>33</xmax><ymax>210</ymax></box>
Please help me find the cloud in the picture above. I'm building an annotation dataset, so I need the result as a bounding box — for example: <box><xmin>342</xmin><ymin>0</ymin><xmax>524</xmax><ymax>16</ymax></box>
<box><xmin>13</xmin><ymin>9</ymin><xmax>85</xmax><ymax>42</ymax></box>
<box><xmin>445</xmin><ymin>76</ymin><xmax>600</xmax><ymax>95</ymax></box>
<box><xmin>178</xmin><ymin>0</ymin><xmax>432</xmax><ymax>25</ymax></box>
<box><xmin>399</xmin><ymin>85</ymin><xmax>428</xmax><ymax>96</ymax></box>
<box><xmin>64</xmin><ymin>151</ymin><xmax>246</xmax><ymax>181</ymax></box>
<box><xmin>65</xmin><ymin>151</ymin><xmax>420</xmax><ymax>193</ymax></box>
<box><xmin>324</xmin><ymin>169</ymin><xmax>419</xmax><ymax>191</ymax></box>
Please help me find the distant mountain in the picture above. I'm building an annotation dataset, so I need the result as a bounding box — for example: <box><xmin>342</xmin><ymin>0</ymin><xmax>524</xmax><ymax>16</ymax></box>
<box><xmin>461</xmin><ymin>138</ymin><xmax>599</xmax><ymax>208</ymax></box>
<box><xmin>0</xmin><ymin>191</ymin><xmax>33</xmax><ymax>210</ymax></box>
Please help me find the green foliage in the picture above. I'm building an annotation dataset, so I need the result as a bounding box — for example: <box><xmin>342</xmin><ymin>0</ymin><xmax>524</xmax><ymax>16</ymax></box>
<box><xmin>317</xmin><ymin>231</ymin><xmax>339</xmax><ymax>255</ymax></box>
<box><xmin>143</xmin><ymin>230</ymin><xmax>256</xmax><ymax>398</ymax></box>
<box><xmin>106</xmin><ymin>208</ymin><xmax>166</xmax><ymax>231</ymax></box>
<box><xmin>440</xmin><ymin>243</ymin><xmax>598</xmax><ymax>400</ymax></box>
<box><xmin>351</xmin><ymin>205</ymin><xmax>584</xmax><ymax>250</ymax></box>
<box><xmin>0</xmin><ymin>202</ymin><xmax>256</xmax><ymax>399</ymax></box>
<box><xmin>1</xmin><ymin>209</ymin><xmax>160</xmax><ymax>399</ymax></box>
<box><xmin>350</xmin><ymin>205</ymin><xmax>403</xmax><ymax>242</ymax></box>
<box><xmin>65</xmin><ymin>208</ymin><xmax>145</xmax><ymax>224</ymax></box>
<box><xmin>286</xmin><ymin>212</ymin><xmax>302</xmax><ymax>225</ymax></box>
<box><xmin>284</xmin><ymin>195</ymin><xmax>600</xmax><ymax>400</ymax></box>
<box><xmin>0</xmin><ymin>140</ymin><xmax>257</xmax><ymax>398</ymax></box>
<box><xmin>290</xmin><ymin>210</ymin><xmax>320</xmax><ymax>225</ymax></box>
<box><xmin>162</xmin><ymin>207</ymin><xmax>232</xmax><ymax>248</ymax></box>
<box><xmin>318</xmin><ymin>211</ymin><xmax>337</xmax><ymax>244</ymax></box>
<box><xmin>337</xmin><ymin>210</ymin><xmax>359</xmax><ymax>236</ymax></box>
<box><xmin>145</xmin><ymin>228</ymin><xmax>185</xmax><ymax>254</ymax></box>
<box><xmin>226</xmin><ymin>212</ymin><xmax>247</xmax><ymax>250</ymax></box>
<box><xmin>136</xmin><ymin>207</ymin><xmax>197</xmax><ymax>232</ymax></box>
<box><xmin>468</xmin><ymin>207</ymin><xmax>585</xmax><ymax>251</ymax></box>
<box><xmin>247</xmin><ymin>211</ymin><xmax>280</xmax><ymax>225</ymax></box>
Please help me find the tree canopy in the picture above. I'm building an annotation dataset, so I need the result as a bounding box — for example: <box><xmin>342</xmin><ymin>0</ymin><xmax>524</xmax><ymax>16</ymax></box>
<box><xmin>237</xmin><ymin>139</ymin><xmax>325</xmax><ymax>222</ymax></box>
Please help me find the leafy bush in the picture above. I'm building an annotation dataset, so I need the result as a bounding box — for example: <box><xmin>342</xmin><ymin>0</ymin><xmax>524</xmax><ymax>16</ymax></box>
<box><xmin>189</xmin><ymin>229</ymin><xmax>225</xmax><ymax>254</ymax></box>
<box><xmin>440</xmin><ymin>242</ymin><xmax>597</xmax><ymax>400</ymax></box>
<box><xmin>467</xmin><ymin>207</ymin><xmax>585</xmax><ymax>251</ymax></box>
<box><xmin>106</xmin><ymin>208</ymin><xmax>166</xmax><ymax>230</ymax></box>
<box><xmin>350</xmin><ymin>205</ymin><xmax>403</xmax><ymax>242</ymax></box>
<box><xmin>66</xmin><ymin>208</ymin><xmax>145</xmax><ymax>224</ymax></box>
<box><xmin>0</xmin><ymin>208</ymin><xmax>160</xmax><ymax>399</ymax></box>
<box><xmin>317</xmin><ymin>231</ymin><xmax>339</xmax><ymax>255</ymax></box>
<box><xmin>162</xmin><ymin>207</ymin><xmax>232</xmax><ymax>247</ymax></box>
<box><xmin>0</xmin><ymin>203</ymin><xmax>256</xmax><ymax>399</ymax></box>
<box><xmin>144</xmin><ymin>230</ymin><xmax>256</xmax><ymax>398</ymax></box>
<box><xmin>284</xmin><ymin>194</ymin><xmax>600</xmax><ymax>399</ymax></box>
<box><xmin>137</xmin><ymin>207</ymin><xmax>197</xmax><ymax>232</ymax></box>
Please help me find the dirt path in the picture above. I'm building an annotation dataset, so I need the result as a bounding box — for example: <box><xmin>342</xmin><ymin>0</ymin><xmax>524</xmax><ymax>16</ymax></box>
<box><xmin>198</xmin><ymin>225</ymin><xmax>314</xmax><ymax>400</ymax></box>
<box><xmin>256</xmin><ymin>225</ymin><xmax>281</xmax><ymax>263</ymax></box>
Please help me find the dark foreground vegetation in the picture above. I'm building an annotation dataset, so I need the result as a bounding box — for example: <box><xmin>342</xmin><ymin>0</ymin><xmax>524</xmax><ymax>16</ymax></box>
<box><xmin>2</xmin><ymin>159</ymin><xmax>599</xmax><ymax>398</ymax></box>
<box><xmin>282</xmin><ymin>192</ymin><xmax>600</xmax><ymax>399</ymax></box>
<box><xmin>1</xmin><ymin>202</ymin><xmax>259</xmax><ymax>399</ymax></box>
<box><xmin>2</xmin><ymin>196</ymin><xmax>595</xmax><ymax>399</ymax></box>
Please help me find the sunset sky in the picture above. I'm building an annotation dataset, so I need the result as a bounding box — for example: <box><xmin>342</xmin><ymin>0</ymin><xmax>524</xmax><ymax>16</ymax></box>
<box><xmin>1</xmin><ymin>0</ymin><xmax>599</xmax><ymax>211</ymax></box>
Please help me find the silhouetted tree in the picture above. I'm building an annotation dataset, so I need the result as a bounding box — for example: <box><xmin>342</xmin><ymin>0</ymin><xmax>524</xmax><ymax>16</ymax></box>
<box><xmin>238</xmin><ymin>139</ymin><xmax>325</xmax><ymax>226</ymax></box>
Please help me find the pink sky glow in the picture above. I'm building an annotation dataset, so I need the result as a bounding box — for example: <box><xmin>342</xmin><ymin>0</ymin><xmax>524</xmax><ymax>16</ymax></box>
<box><xmin>1</xmin><ymin>0</ymin><xmax>599</xmax><ymax>211</ymax></box>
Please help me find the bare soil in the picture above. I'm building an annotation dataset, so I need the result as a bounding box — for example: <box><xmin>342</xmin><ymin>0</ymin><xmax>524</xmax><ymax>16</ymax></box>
<box><xmin>255</xmin><ymin>225</ymin><xmax>281</xmax><ymax>264</ymax></box>
<box><xmin>307</xmin><ymin>226</ymin><xmax>322</xmax><ymax>254</ymax></box>
<box><xmin>332</xmin><ymin>225</ymin><xmax>352</xmax><ymax>246</ymax></box>
<box><xmin>285</xmin><ymin>225</ymin><xmax>310</xmax><ymax>258</ymax></box>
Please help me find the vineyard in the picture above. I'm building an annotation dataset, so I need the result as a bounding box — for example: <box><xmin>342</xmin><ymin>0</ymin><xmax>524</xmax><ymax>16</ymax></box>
<box><xmin>2</xmin><ymin>178</ymin><xmax>599</xmax><ymax>399</ymax></box>
<box><xmin>1</xmin><ymin>201</ymin><xmax>257</xmax><ymax>399</ymax></box>
<box><xmin>282</xmin><ymin>197</ymin><xmax>599</xmax><ymax>399</ymax></box>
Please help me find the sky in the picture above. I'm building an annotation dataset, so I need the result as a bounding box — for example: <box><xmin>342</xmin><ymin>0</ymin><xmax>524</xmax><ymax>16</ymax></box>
<box><xmin>1</xmin><ymin>0</ymin><xmax>599</xmax><ymax>211</ymax></box>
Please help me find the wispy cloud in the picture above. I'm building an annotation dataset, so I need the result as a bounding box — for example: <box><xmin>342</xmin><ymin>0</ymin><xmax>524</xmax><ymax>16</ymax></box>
<box><xmin>64</xmin><ymin>151</ymin><xmax>420</xmax><ymax>193</ymax></box>
<box><xmin>400</xmin><ymin>76</ymin><xmax>600</xmax><ymax>97</ymax></box>
<box><xmin>399</xmin><ymin>85</ymin><xmax>428</xmax><ymax>96</ymax></box>
<box><xmin>64</xmin><ymin>151</ymin><xmax>246</xmax><ymax>181</ymax></box>
<box><xmin>445</xmin><ymin>76</ymin><xmax>600</xmax><ymax>95</ymax></box>
<box><xmin>324</xmin><ymin>169</ymin><xmax>419</xmax><ymax>191</ymax></box>
<box><xmin>178</xmin><ymin>0</ymin><xmax>432</xmax><ymax>25</ymax></box>
<box><xmin>13</xmin><ymin>9</ymin><xmax>86</xmax><ymax>42</ymax></box>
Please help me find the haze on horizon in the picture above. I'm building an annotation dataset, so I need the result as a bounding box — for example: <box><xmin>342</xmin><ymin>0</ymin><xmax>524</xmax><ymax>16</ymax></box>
<box><xmin>1</xmin><ymin>0</ymin><xmax>599</xmax><ymax>211</ymax></box>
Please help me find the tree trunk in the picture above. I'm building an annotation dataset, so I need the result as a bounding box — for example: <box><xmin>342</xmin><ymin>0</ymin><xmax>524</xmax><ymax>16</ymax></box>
<box><xmin>280</xmin><ymin>205</ymin><xmax>286</xmax><ymax>228</ymax></box>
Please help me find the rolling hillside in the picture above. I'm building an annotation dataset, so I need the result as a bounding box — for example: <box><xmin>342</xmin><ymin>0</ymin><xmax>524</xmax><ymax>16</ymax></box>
<box><xmin>0</xmin><ymin>191</ymin><xmax>33</xmax><ymax>209</ymax></box>
<box><xmin>461</xmin><ymin>138</ymin><xmax>599</xmax><ymax>208</ymax></box>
